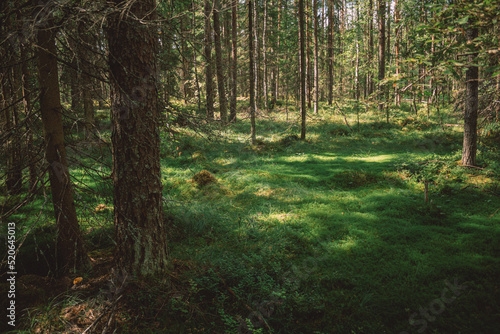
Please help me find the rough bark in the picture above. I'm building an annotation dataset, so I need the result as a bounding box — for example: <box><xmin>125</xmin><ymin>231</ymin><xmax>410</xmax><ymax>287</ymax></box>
<box><xmin>37</xmin><ymin>20</ymin><xmax>89</xmax><ymax>274</ymax></box>
<box><xmin>107</xmin><ymin>0</ymin><xmax>168</xmax><ymax>276</ymax></box>
<box><xmin>461</xmin><ymin>27</ymin><xmax>479</xmax><ymax>166</ymax></box>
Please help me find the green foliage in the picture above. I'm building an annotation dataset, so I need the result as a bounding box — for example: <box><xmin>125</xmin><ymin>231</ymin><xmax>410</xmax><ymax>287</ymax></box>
<box><xmin>8</xmin><ymin>100</ymin><xmax>500</xmax><ymax>333</ymax></box>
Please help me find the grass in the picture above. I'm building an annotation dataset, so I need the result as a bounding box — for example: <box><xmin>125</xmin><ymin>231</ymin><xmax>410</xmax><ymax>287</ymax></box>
<box><xmin>1</xmin><ymin>99</ymin><xmax>500</xmax><ymax>333</ymax></box>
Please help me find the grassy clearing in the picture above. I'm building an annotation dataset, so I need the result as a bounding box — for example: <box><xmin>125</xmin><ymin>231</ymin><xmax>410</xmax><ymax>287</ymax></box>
<box><xmin>2</xmin><ymin>100</ymin><xmax>500</xmax><ymax>333</ymax></box>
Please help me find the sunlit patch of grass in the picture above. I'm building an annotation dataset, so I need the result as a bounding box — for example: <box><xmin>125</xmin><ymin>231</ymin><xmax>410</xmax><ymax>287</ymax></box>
<box><xmin>9</xmin><ymin>99</ymin><xmax>500</xmax><ymax>333</ymax></box>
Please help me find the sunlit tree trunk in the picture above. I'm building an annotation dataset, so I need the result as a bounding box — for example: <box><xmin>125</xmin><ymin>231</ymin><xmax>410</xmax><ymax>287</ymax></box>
<box><xmin>107</xmin><ymin>0</ymin><xmax>168</xmax><ymax>276</ymax></box>
<box><xmin>462</xmin><ymin>27</ymin><xmax>479</xmax><ymax>167</ymax></box>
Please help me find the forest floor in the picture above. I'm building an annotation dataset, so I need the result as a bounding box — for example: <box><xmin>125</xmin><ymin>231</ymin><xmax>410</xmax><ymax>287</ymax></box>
<box><xmin>2</xmin><ymin>99</ymin><xmax>500</xmax><ymax>333</ymax></box>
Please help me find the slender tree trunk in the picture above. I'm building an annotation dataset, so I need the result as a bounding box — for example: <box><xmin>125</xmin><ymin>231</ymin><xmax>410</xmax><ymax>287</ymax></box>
<box><xmin>367</xmin><ymin>0</ymin><xmax>374</xmax><ymax>95</ymax></box>
<box><xmin>305</xmin><ymin>0</ymin><xmax>311</xmax><ymax>109</ymax></box>
<box><xmin>193</xmin><ymin>0</ymin><xmax>202</xmax><ymax>113</ymax></box>
<box><xmin>378</xmin><ymin>0</ymin><xmax>386</xmax><ymax>113</ymax></box>
<box><xmin>355</xmin><ymin>1</ymin><xmax>360</xmax><ymax>99</ymax></box>
<box><xmin>37</xmin><ymin>19</ymin><xmax>89</xmax><ymax>274</ymax></box>
<box><xmin>299</xmin><ymin>0</ymin><xmax>306</xmax><ymax>139</ymax></box>
<box><xmin>230</xmin><ymin>0</ymin><xmax>238</xmax><ymax>122</ymax></box>
<box><xmin>253</xmin><ymin>0</ymin><xmax>259</xmax><ymax>109</ymax></box>
<box><xmin>205</xmin><ymin>0</ymin><xmax>214</xmax><ymax>120</ymax></box>
<box><xmin>213</xmin><ymin>0</ymin><xmax>227</xmax><ymax>123</ymax></box>
<box><xmin>78</xmin><ymin>21</ymin><xmax>95</xmax><ymax>137</ymax></box>
<box><xmin>462</xmin><ymin>27</ymin><xmax>479</xmax><ymax>166</ymax></box>
<box><xmin>313</xmin><ymin>0</ymin><xmax>319</xmax><ymax>114</ymax></box>
<box><xmin>327</xmin><ymin>0</ymin><xmax>333</xmax><ymax>105</ymax></box>
<box><xmin>107</xmin><ymin>0</ymin><xmax>168</xmax><ymax>276</ymax></box>
<box><xmin>386</xmin><ymin>0</ymin><xmax>391</xmax><ymax>64</ymax></box>
<box><xmin>249</xmin><ymin>0</ymin><xmax>256</xmax><ymax>144</ymax></box>
<box><xmin>263</xmin><ymin>0</ymin><xmax>268</xmax><ymax>110</ymax></box>
<box><xmin>275</xmin><ymin>0</ymin><xmax>282</xmax><ymax>101</ymax></box>
<box><xmin>394</xmin><ymin>0</ymin><xmax>400</xmax><ymax>106</ymax></box>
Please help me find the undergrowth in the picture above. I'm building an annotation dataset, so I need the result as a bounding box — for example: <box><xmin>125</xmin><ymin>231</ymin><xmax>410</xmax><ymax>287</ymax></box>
<box><xmin>2</xmin><ymin>99</ymin><xmax>500</xmax><ymax>333</ymax></box>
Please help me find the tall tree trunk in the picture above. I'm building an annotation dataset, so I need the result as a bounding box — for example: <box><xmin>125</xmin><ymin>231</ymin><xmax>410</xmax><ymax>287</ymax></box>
<box><xmin>367</xmin><ymin>0</ymin><xmax>374</xmax><ymax>95</ymax></box>
<box><xmin>230</xmin><ymin>0</ymin><xmax>238</xmax><ymax>122</ymax></box>
<box><xmin>37</xmin><ymin>19</ymin><xmax>89</xmax><ymax>274</ymax></box>
<box><xmin>355</xmin><ymin>0</ymin><xmax>360</xmax><ymax>99</ymax></box>
<box><xmin>249</xmin><ymin>0</ymin><xmax>256</xmax><ymax>144</ymax></box>
<box><xmin>213</xmin><ymin>0</ymin><xmax>227</xmax><ymax>123</ymax></box>
<box><xmin>275</xmin><ymin>0</ymin><xmax>282</xmax><ymax>101</ymax></box>
<box><xmin>394</xmin><ymin>0</ymin><xmax>400</xmax><ymax>106</ymax></box>
<box><xmin>263</xmin><ymin>0</ymin><xmax>268</xmax><ymax>110</ymax></box>
<box><xmin>205</xmin><ymin>0</ymin><xmax>215</xmax><ymax>120</ymax></box>
<box><xmin>107</xmin><ymin>0</ymin><xmax>168</xmax><ymax>276</ymax></box>
<box><xmin>305</xmin><ymin>0</ymin><xmax>312</xmax><ymax>109</ymax></box>
<box><xmin>313</xmin><ymin>0</ymin><xmax>319</xmax><ymax>114</ymax></box>
<box><xmin>327</xmin><ymin>0</ymin><xmax>333</xmax><ymax>105</ymax></box>
<box><xmin>299</xmin><ymin>0</ymin><xmax>306</xmax><ymax>139</ymax></box>
<box><xmin>180</xmin><ymin>16</ymin><xmax>190</xmax><ymax>104</ymax></box>
<box><xmin>253</xmin><ymin>0</ymin><xmax>259</xmax><ymax>109</ymax></box>
<box><xmin>378</xmin><ymin>0</ymin><xmax>386</xmax><ymax>113</ymax></box>
<box><xmin>462</xmin><ymin>27</ymin><xmax>479</xmax><ymax>166</ymax></box>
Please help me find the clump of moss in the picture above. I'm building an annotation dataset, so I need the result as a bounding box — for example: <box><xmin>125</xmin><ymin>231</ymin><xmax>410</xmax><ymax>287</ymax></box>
<box><xmin>192</xmin><ymin>170</ymin><xmax>217</xmax><ymax>187</ymax></box>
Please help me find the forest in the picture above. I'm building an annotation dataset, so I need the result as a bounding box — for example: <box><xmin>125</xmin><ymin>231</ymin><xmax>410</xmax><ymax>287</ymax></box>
<box><xmin>1</xmin><ymin>0</ymin><xmax>499</xmax><ymax>332</ymax></box>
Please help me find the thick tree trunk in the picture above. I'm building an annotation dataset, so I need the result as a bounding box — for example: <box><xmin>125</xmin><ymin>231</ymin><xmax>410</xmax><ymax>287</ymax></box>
<box><xmin>299</xmin><ymin>0</ymin><xmax>306</xmax><ymax>139</ymax></box>
<box><xmin>230</xmin><ymin>0</ymin><xmax>238</xmax><ymax>122</ymax></box>
<box><xmin>213</xmin><ymin>0</ymin><xmax>227</xmax><ymax>123</ymax></box>
<box><xmin>462</xmin><ymin>27</ymin><xmax>479</xmax><ymax>167</ymax></box>
<box><xmin>37</xmin><ymin>21</ymin><xmax>89</xmax><ymax>274</ymax></box>
<box><xmin>249</xmin><ymin>0</ymin><xmax>256</xmax><ymax>144</ymax></box>
<box><xmin>205</xmin><ymin>0</ymin><xmax>215</xmax><ymax>120</ymax></box>
<box><xmin>107</xmin><ymin>0</ymin><xmax>168</xmax><ymax>276</ymax></box>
